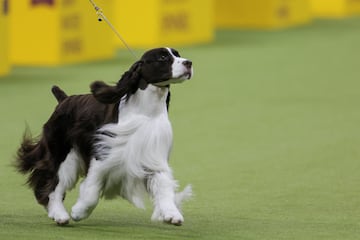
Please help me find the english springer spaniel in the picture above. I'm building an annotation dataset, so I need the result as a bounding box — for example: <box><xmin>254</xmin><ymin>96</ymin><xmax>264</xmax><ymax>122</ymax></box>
<box><xmin>16</xmin><ymin>48</ymin><xmax>193</xmax><ymax>226</ymax></box>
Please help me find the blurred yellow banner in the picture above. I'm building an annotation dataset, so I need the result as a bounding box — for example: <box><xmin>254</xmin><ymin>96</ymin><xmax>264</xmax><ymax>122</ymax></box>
<box><xmin>106</xmin><ymin>0</ymin><xmax>214</xmax><ymax>48</ymax></box>
<box><xmin>10</xmin><ymin>0</ymin><xmax>115</xmax><ymax>66</ymax></box>
<box><xmin>311</xmin><ymin>0</ymin><xmax>360</xmax><ymax>17</ymax></box>
<box><xmin>0</xmin><ymin>0</ymin><xmax>9</xmax><ymax>76</ymax></box>
<box><xmin>215</xmin><ymin>0</ymin><xmax>312</xmax><ymax>29</ymax></box>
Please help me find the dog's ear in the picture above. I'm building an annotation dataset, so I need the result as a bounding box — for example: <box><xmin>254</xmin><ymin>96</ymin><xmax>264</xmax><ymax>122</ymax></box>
<box><xmin>90</xmin><ymin>81</ymin><xmax>120</xmax><ymax>104</ymax></box>
<box><xmin>91</xmin><ymin>61</ymin><xmax>144</xmax><ymax>104</ymax></box>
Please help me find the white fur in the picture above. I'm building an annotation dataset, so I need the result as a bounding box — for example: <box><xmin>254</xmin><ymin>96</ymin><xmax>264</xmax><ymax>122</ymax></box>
<box><xmin>70</xmin><ymin>85</ymin><xmax>191</xmax><ymax>225</ymax></box>
<box><xmin>168</xmin><ymin>47</ymin><xmax>193</xmax><ymax>79</ymax></box>
<box><xmin>48</xmin><ymin>149</ymin><xmax>83</xmax><ymax>225</ymax></box>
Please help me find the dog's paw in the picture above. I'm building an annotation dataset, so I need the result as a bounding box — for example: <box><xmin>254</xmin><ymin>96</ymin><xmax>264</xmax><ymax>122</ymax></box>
<box><xmin>164</xmin><ymin>210</ymin><xmax>184</xmax><ymax>226</ymax></box>
<box><xmin>71</xmin><ymin>203</ymin><xmax>92</xmax><ymax>222</ymax></box>
<box><xmin>48</xmin><ymin>202</ymin><xmax>70</xmax><ymax>225</ymax></box>
<box><xmin>55</xmin><ymin>215</ymin><xmax>70</xmax><ymax>226</ymax></box>
<box><xmin>151</xmin><ymin>208</ymin><xmax>184</xmax><ymax>226</ymax></box>
<box><xmin>48</xmin><ymin>210</ymin><xmax>70</xmax><ymax>225</ymax></box>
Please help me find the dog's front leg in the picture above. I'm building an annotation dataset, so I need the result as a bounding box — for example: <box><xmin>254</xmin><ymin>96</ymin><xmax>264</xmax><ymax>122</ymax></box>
<box><xmin>71</xmin><ymin>160</ymin><xmax>106</xmax><ymax>221</ymax></box>
<box><xmin>148</xmin><ymin>171</ymin><xmax>184</xmax><ymax>226</ymax></box>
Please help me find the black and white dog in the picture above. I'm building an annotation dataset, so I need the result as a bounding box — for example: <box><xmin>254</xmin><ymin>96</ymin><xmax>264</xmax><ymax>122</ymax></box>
<box><xmin>16</xmin><ymin>48</ymin><xmax>193</xmax><ymax>226</ymax></box>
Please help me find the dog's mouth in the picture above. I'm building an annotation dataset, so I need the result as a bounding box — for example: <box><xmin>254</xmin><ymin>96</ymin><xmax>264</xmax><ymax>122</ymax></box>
<box><xmin>178</xmin><ymin>68</ymin><xmax>193</xmax><ymax>80</ymax></box>
<box><xmin>180</xmin><ymin>71</ymin><xmax>192</xmax><ymax>80</ymax></box>
<box><xmin>153</xmin><ymin>73</ymin><xmax>192</xmax><ymax>87</ymax></box>
<box><xmin>154</xmin><ymin>78</ymin><xmax>185</xmax><ymax>87</ymax></box>
<box><xmin>153</xmin><ymin>63</ymin><xmax>193</xmax><ymax>87</ymax></box>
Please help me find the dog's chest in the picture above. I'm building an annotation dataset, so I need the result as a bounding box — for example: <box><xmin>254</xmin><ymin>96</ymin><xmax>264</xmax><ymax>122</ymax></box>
<box><xmin>99</xmin><ymin>86</ymin><xmax>173</xmax><ymax>204</ymax></box>
<box><xmin>119</xmin><ymin>85</ymin><xmax>172</xmax><ymax>160</ymax></box>
<box><xmin>117</xmin><ymin>85</ymin><xmax>172</xmax><ymax>154</ymax></box>
<box><xmin>98</xmin><ymin>84</ymin><xmax>173</xmax><ymax>170</ymax></box>
<box><xmin>120</xmin><ymin>85</ymin><xmax>169</xmax><ymax>118</ymax></box>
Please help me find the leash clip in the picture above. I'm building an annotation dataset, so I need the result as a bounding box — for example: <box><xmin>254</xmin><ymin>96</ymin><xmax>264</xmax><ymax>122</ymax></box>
<box><xmin>88</xmin><ymin>0</ymin><xmax>137</xmax><ymax>60</ymax></box>
<box><xmin>94</xmin><ymin>6</ymin><xmax>103</xmax><ymax>21</ymax></box>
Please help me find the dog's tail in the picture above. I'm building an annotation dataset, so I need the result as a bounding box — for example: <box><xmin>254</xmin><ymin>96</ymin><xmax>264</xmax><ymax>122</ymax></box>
<box><xmin>16</xmin><ymin>129</ymin><xmax>44</xmax><ymax>174</ymax></box>
<box><xmin>51</xmin><ymin>85</ymin><xmax>68</xmax><ymax>103</ymax></box>
<box><xmin>15</xmin><ymin>129</ymin><xmax>58</xmax><ymax>206</ymax></box>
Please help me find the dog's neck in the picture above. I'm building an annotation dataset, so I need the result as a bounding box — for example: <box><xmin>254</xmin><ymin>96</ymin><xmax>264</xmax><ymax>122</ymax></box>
<box><xmin>119</xmin><ymin>84</ymin><xmax>169</xmax><ymax>118</ymax></box>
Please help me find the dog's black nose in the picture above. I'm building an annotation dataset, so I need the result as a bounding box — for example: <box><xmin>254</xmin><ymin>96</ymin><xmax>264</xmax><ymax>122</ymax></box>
<box><xmin>183</xmin><ymin>60</ymin><xmax>192</xmax><ymax>68</ymax></box>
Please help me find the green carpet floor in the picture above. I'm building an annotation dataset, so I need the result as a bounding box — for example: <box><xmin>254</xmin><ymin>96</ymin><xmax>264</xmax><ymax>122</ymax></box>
<box><xmin>1</xmin><ymin>17</ymin><xmax>360</xmax><ymax>239</ymax></box>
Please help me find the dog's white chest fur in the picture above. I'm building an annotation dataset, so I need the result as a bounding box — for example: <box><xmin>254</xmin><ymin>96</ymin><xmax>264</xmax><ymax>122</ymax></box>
<box><xmin>94</xmin><ymin>85</ymin><xmax>173</xmax><ymax>207</ymax></box>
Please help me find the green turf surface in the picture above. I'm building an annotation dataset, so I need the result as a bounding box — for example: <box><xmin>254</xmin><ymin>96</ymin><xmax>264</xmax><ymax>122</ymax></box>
<box><xmin>2</xmin><ymin>17</ymin><xmax>360</xmax><ymax>239</ymax></box>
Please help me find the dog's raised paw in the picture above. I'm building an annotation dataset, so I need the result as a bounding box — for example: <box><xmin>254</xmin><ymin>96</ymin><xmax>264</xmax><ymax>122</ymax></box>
<box><xmin>71</xmin><ymin>210</ymin><xmax>86</xmax><ymax>222</ymax></box>
<box><xmin>71</xmin><ymin>203</ymin><xmax>92</xmax><ymax>222</ymax></box>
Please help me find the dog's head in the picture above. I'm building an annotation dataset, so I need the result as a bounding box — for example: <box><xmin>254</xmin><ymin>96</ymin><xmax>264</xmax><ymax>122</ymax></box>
<box><xmin>91</xmin><ymin>47</ymin><xmax>193</xmax><ymax>104</ymax></box>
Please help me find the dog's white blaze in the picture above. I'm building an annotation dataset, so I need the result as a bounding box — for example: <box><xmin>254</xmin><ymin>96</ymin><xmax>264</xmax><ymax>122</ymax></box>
<box><xmin>166</xmin><ymin>47</ymin><xmax>193</xmax><ymax>80</ymax></box>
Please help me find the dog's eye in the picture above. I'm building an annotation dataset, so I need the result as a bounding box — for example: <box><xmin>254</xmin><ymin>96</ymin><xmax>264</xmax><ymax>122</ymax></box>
<box><xmin>158</xmin><ymin>55</ymin><xmax>168</xmax><ymax>61</ymax></box>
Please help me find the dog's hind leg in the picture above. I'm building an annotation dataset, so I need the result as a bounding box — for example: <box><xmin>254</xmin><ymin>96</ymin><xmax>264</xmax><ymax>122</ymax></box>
<box><xmin>71</xmin><ymin>159</ymin><xmax>107</xmax><ymax>221</ymax></box>
<box><xmin>47</xmin><ymin>149</ymin><xmax>82</xmax><ymax>225</ymax></box>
